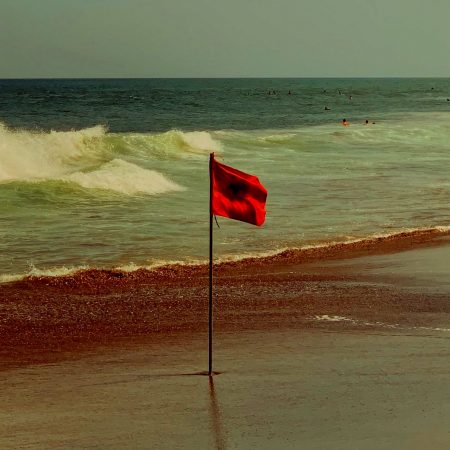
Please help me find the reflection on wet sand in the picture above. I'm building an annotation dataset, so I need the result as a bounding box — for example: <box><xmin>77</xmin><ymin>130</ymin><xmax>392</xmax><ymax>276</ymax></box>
<box><xmin>2</xmin><ymin>328</ymin><xmax>450</xmax><ymax>449</ymax></box>
<box><xmin>209</xmin><ymin>376</ymin><xmax>226</xmax><ymax>450</ymax></box>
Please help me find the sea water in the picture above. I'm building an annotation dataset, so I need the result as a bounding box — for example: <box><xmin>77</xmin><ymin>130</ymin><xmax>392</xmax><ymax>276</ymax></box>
<box><xmin>0</xmin><ymin>78</ymin><xmax>449</xmax><ymax>280</ymax></box>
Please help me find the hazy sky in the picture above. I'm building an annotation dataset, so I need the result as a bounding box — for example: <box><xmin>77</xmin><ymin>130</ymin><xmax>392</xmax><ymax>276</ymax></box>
<box><xmin>1</xmin><ymin>0</ymin><xmax>449</xmax><ymax>78</ymax></box>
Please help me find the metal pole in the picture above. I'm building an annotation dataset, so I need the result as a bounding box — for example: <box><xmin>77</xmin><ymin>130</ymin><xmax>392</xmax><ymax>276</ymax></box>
<box><xmin>209</xmin><ymin>152</ymin><xmax>214</xmax><ymax>376</ymax></box>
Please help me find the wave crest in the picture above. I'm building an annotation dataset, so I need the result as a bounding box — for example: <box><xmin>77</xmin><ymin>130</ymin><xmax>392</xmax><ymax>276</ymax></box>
<box><xmin>0</xmin><ymin>124</ymin><xmax>108</xmax><ymax>182</ymax></box>
<box><xmin>119</xmin><ymin>130</ymin><xmax>222</xmax><ymax>158</ymax></box>
<box><xmin>0</xmin><ymin>123</ymin><xmax>191</xmax><ymax>195</ymax></box>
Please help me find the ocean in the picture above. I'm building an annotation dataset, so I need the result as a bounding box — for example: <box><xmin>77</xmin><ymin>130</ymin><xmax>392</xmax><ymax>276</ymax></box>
<box><xmin>0</xmin><ymin>78</ymin><xmax>449</xmax><ymax>281</ymax></box>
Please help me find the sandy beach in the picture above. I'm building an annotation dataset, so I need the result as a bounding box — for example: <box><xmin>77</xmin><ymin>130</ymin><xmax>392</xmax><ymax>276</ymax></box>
<box><xmin>1</xmin><ymin>228</ymin><xmax>450</xmax><ymax>369</ymax></box>
<box><xmin>2</xmin><ymin>329</ymin><xmax>450</xmax><ymax>449</ymax></box>
<box><xmin>1</xmin><ymin>230</ymin><xmax>450</xmax><ymax>448</ymax></box>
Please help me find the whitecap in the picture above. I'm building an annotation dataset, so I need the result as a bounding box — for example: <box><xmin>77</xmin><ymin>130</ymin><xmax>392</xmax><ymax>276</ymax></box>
<box><xmin>62</xmin><ymin>159</ymin><xmax>185</xmax><ymax>195</ymax></box>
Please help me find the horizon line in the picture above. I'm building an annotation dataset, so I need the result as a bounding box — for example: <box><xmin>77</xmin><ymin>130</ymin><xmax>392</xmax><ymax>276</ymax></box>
<box><xmin>0</xmin><ymin>76</ymin><xmax>449</xmax><ymax>81</ymax></box>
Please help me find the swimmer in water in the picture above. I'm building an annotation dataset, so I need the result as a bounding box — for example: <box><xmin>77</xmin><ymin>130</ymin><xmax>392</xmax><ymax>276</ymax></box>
<box><xmin>342</xmin><ymin>118</ymin><xmax>349</xmax><ymax>126</ymax></box>
<box><xmin>365</xmin><ymin>119</ymin><xmax>369</xmax><ymax>125</ymax></box>
<box><xmin>324</xmin><ymin>106</ymin><xmax>331</xmax><ymax>110</ymax></box>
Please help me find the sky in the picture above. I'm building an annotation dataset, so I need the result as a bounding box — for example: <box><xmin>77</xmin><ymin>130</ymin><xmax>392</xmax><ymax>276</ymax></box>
<box><xmin>0</xmin><ymin>0</ymin><xmax>449</xmax><ymax>78</ymax></box>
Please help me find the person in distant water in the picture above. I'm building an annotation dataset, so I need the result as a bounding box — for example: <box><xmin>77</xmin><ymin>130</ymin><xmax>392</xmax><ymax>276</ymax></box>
<box><xmin>349</xmin><ymin>95</ymin><xmax>353</xmax><ymax>100</ymax></box>
<box><xmin>365</xmin><ymin>119</ymin><xmax>369</xmax><ymax>125</ymax></box>
<box><xmin>324</xmin><ymin>106</ymin><xmax>331</xmax><ymax>110</ymax></box>
<box><xmin>342</xmin><ymin>118</ymin><xmax>349</xmax><ymax>126</ymax></box>
<box><xmin>288</xmin><ymin>90</ymin><xmax>292</xmax><ymax>95</ymax></box>
<box><xmin>338</xmin><ymin>89</ymin><xmax>342</xmax><ymax>95</ymax></box>
<box><xmin>447</xmin><ymin>98</ymin><xmax>450</xmax><ymax>102</ymax></box>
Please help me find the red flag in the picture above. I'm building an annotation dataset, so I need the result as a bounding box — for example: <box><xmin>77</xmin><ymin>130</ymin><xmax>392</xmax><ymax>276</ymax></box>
<box><xmin>210</xmin><ymin>154</ymin><xmax>267</xmax><ymax>226</ymax></box>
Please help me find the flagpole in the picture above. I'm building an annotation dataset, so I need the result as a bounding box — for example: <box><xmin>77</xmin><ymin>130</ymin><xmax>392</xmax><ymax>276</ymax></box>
<box><xmin>208</xmin><ymin>152</ymin><xmax>214</xmax><ymax>376</ymax></box>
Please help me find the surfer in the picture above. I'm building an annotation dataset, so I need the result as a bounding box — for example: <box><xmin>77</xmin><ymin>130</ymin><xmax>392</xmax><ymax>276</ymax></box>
<box><xmin>342</xmin><ymin>118</ymin><xmax>349</xmax><ymax>126</ymax></box>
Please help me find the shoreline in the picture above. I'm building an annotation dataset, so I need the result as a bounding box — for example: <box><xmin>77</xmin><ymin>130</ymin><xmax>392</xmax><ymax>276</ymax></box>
<box><xmin>1</xmin><ymin>229</ymin><xmax>450</xmax><ymax>371</ymax></box>
<box><xmin>4</xmin><ymin>226</ymin><xmax>449</xmax><ymax>287</ymax></box>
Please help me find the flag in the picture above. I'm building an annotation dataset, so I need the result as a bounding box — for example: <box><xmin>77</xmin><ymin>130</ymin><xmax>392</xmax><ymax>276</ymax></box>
<box><xmin>210</xmin><ymin>154</ymin><xmax>267</xmax><ymax>226</ymax></box>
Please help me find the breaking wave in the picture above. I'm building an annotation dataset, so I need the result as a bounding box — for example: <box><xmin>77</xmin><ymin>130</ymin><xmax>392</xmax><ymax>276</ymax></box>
<box><xmin>62</xmin><ymin>159</ymin><xmax>184</xmax><ymax>195</ymax></box>
<box><xmin>0</xmin><ymin>123</ymin><xmax>108</xmax><ymax>182</ymax></box>
<box><xmin>117</xmin><ymin>129</ymin><xmax>222</xmax><ymax>158</ymax></box>
<box><xmin>0</xmin><ymin>123</ymin><xmax>221</xmax><ymax>194</ymax></box>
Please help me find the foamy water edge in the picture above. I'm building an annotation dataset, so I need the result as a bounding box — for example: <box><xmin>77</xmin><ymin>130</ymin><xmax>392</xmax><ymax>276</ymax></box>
<box><xmin>313</xmin><ymin>315</ymin><xmax>450</xmax><ymax>333</ymax></box>
<box><xmin>2</xmin><ymin>225</ymin><xmax>449</xmax><ymax>284</ymax></box>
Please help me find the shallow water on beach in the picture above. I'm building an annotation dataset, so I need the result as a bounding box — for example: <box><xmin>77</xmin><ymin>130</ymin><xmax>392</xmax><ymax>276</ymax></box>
<box><xmin>0</xmin><ymin>78</ymin><xmax>449</xmax><ymax>279</ymax></box>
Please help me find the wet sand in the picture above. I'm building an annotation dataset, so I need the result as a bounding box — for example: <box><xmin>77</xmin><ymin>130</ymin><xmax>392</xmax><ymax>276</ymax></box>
<box><xmin>1</xmin><ymin>329</ymin><xmax>450</xmax><ymax>449</ymax></box>
<box><xmin>1</xmin><ymin>230</ymin><xmax>450</xmax><ymax>448</ymax></box>
<box><xmin>1</xmin><ymin>228</ymin><xmax>450</xmax><ymax>369</ymax></box>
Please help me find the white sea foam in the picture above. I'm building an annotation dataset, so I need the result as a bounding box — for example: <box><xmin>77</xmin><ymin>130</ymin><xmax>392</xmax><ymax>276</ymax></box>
<box><xmin>180</xmin><ymin>131</ymin><xmax>221</xmax><ymax>153</ymax></box>
<box><xmin>416</xmin><ymin>326</ymin><xmax>450</xmax><ymax>332</ymax></box>
<box><xmin>313</xmin><ymin>315</ymin><xmax>450</xmax><ymax>332</ymax></box>
<box><xmin>118</xmin><ymin>129</ymin><xmax>222</xmax><ymax>159</ymax></box>
<box><xmin>314</xmin><ymin>315</ymin><xmax>355</xmax><ymax>323</ymax></box>
<box><xmin>210</xmin><ymin>226</ymin><xmax>450</xmax><ymax>265</ymax></box>
<box><xmin>0</xmin><ymin>123</ymin><xmax>187</xmax><ymax>195</ymax></box>
<box><xmin>1</xmin><ymin>225</ymin><xmax>449</xmax><ymax>284</ymax></box>
<box><xmin>313</xmin><ymin>315</ymin><xmax>399</xmax><ymax>328</ymax></box>
<box><xmin>62</xmin><ymin>159</ymin><xmax>184</xmax><ymax>195</ymax></box>
<box><xmin>116</xmin><ymin>259</ymin><xmax>206</xmax><ymax>272</ymax></box>
<box><xmin>0</xmin><ymin>123</ymin><xmax>108</xmax><ymax>182</ymax></box>
<box><xmin>258</xmin><ymin>133</ymin><xmax>297</xmax><ymax>143</ymax></box>
<box><xmin>0</xmin><ymin>264</ymin><xmax>90</xmax><ymax>283</ymax></box>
